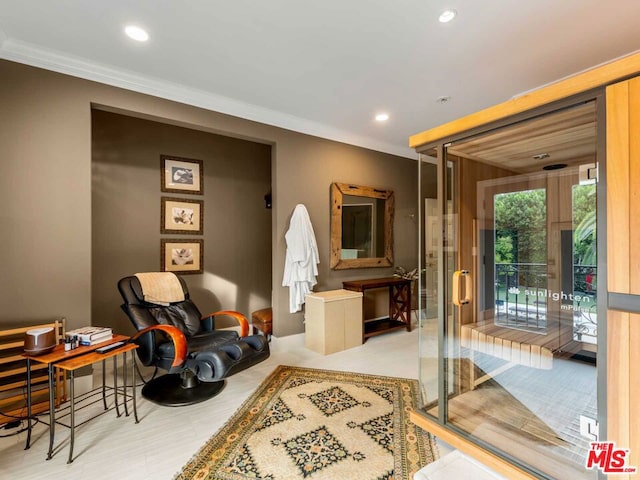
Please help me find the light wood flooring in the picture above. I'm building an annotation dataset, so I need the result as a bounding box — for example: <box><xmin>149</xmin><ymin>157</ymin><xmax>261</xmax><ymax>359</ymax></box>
<box><xmin>1</xmin><ymin>329</ymin><xmax>454</xmax><ymax>480</ymax></box>
<box><xmin>424</xmin><ymin>352</ymin><xmax>597</xmax><ymax>480</ymax></box>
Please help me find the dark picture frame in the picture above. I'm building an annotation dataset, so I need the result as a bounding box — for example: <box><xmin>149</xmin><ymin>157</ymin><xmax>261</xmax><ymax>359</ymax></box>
<box><xmin>161</xmin><ymin>155</ymin><xmax>204</xmax><ymax>195</ymax></box>
<box><xmin>161</xmin><ymin>239</ymin><xmax>203</xmax><ymax>274</ymax></box>
<box><xmin>161</xmin><ymin>197</ymin><xmax>204</xmax><ymax>235</ymax></box>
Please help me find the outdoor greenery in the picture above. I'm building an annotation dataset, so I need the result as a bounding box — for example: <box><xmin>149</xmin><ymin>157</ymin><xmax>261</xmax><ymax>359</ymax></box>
<box><xmin>494</xmin><ymin>183</ymin><xmax>596</xmax><ymax>266</ymax></box>
<box><xmin>573</xmin><ymin>184</ymin><xmax>597</xmax><ymax>266</ymax></box>
<box><xmin>494</xmin><ymin>188</ymin><xmax>546</xmax><ymax>264</ymax></box>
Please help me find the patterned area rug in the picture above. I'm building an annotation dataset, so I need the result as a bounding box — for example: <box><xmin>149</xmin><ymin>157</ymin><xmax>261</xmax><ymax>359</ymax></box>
<box><xmin>175</xmin><ymin>365</ymin><xmax>438</xmax><ymax>480</ymax></box>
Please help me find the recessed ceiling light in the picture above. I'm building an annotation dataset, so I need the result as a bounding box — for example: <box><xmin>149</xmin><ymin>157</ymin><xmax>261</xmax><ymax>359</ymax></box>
<box><xmin>375</xmin><ymin>113</ymin><xmax>390</xmax><ymax>122</ymax></box>
<box><xmin>436</xmin><ymin>96</ymin><xmax>451</xmax><ymax>104</ymax></box>
<box><xmin>439</xmin><ymin>9</ymin><xmax>457</xmax><ymax>23</ymax></box>
<box><xmin>125</xmin><ymin>25</ymin><xmax>149</xmax><ymax>42</ymax></box>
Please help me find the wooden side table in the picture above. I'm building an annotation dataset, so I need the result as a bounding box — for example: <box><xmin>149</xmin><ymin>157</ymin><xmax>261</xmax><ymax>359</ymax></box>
<box><xmin>23</xmin><ymin>335</ymin><xmax>138</xmax><ymax>463</ymax></box>
<box><xmin>342</xmin><ymin>277</ymin><xmax>412</xmax><ymax>342</ymax></box>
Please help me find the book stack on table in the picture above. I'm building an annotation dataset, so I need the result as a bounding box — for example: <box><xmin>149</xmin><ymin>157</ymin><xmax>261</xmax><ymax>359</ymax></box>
<box><xmin>66</xmin><ymin>326</ymin><xmax>113</xmax><ymax>346</ymax></box>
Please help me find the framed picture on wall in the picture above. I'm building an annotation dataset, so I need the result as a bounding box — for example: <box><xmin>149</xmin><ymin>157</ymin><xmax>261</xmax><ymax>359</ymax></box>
<box><xmin>161</xmin><ymin>155</ymin><xmax>204</xmax><ymax>195</ymax></box>
<box><xmin>161</xmin><ymin>197</ymin><xmax>203</xmax><ymax>234</ymax></box>
<box><xmin>161</xmin><ymin>239</ymin><xmax>203</xmax><ymax>274</ymax></box>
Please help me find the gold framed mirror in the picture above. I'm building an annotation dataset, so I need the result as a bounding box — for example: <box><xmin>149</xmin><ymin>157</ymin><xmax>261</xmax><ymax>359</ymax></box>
<box><xmin>330</xmin><ymin>182</ymin><xmax>394</xmax><ymax>269</ymax></box>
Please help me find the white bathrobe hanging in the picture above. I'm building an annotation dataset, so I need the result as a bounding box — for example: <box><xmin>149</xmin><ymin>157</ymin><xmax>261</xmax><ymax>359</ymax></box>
<box><xmin>282</xmin><ymin>204</ymin><xmax>319</xmax><ymax>313</ymax></box>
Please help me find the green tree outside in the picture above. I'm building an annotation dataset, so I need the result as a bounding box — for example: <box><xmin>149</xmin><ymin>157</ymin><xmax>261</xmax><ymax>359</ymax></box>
<box><xmin>494</xmin><ymin>184</ymin><xmax>596</xmax><ymax>266</ymax></box>
<box><xmin>494</xmin><ymin>189</ymin><xmax>546</xmax><ymax>265</ymax></box>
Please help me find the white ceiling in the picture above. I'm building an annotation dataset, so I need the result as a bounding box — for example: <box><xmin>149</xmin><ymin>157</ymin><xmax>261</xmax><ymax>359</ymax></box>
<box><xmin>1</xmin><ymin>0</ymin><xmax>639</xmax><ymax>158</ymax></box>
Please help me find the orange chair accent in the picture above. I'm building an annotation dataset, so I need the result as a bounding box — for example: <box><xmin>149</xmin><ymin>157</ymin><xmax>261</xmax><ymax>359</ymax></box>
<box><xmin>130</xmin><ymin>325</ymin><xmax>188</xmax><ymax>369</ymax></box>
<box><xmin>204</xmin><ymin>310</ymin><xmax>250</xmax><ymax>338</ymax></box>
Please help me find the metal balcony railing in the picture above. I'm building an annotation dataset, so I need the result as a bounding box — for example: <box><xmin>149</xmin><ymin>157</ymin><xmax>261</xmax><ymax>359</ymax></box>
<box><xmin>494</xmin><ymin>263</ymin><xmax>597</xmax><ymax>340</ymax></box>
<box><xmin>495</xmin><ymin>263</ymin><xmax>548</xmax><ymax>332</ymax></box>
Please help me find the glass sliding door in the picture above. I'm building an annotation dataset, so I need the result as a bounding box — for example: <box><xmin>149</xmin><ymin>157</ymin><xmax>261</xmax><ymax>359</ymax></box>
<box><xmin>418</xmin><ymin>152</ymin><xmax>441</xmax><ymax>412</ymax></box>
<box><xmin>418</xmin><ymin>100</ymin><xmax>602</xmax><ymax>479</ymax></box>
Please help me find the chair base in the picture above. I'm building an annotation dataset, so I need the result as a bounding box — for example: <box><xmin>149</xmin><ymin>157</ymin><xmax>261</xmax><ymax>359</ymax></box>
<box><xmin>141</xmin><ymin>374</ymin><xmax>225</xmax><ymax>407</ymax></box>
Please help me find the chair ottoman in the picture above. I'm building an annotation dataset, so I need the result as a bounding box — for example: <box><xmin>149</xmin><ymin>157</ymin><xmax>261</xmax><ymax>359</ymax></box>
<box><xmin>252</xmin><ymin>307</ymin><xmax>272</xmax><ymax>341</ymax></box>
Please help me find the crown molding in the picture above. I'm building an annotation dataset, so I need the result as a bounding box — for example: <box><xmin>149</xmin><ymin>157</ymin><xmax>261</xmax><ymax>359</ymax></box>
<box><xmin>0</xmin><ymin>38</ymin><xmax>415</xmax><ymax>159</ymax></box>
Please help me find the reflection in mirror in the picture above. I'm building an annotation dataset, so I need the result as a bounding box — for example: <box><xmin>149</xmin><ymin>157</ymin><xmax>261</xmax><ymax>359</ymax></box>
<box><xmin>331</xmin><ymin>183</ymin><xmax>394</xmax><ymax>269</ymax></box>
<box><xmin>341</xmin><ymin>195</ymin><xmax>385</xmax><ymax>259</ymax></box>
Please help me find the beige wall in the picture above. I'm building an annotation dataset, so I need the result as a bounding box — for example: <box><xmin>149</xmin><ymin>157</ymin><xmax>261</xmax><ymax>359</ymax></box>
<box><xmin>0</xmin><ymin>59</ymin><xmax>418</xmax><ymax>337</ymax></box>
<box><xmin>91</xmin><ymin>110</ymin><xmax>272</xmax><ymax>334</ymax></box>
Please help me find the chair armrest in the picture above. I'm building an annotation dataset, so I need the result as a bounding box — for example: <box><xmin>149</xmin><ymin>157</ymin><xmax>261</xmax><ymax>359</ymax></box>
<box><xmin>130</xmin><ymin>324</ymin><xmax>188</xmax><ymax>368</ymax></box>
<box><xmin>202</xmin><ymin>310</ymin><xmax>249</xmax><ymax>337</ymax></box>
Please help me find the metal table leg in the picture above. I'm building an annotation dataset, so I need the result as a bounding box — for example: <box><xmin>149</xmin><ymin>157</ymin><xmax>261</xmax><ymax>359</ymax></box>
<box><xmin>123</xmin><ymin>351</ymin><xmax>129</xmax><ymax>417</ymax></box>
<box><xmin>102</xmin><ymin>359</ymin><xmax>107</xmax><ymax>410</ymax></box>
<box><xmin>25</xmin><ymin>358</ymin><xmax>32</xmax><ymax>450</ymax></box>
<box><xmin>113</xmin><ymin>356</ymin><xmax>121</xmax><ymax>417</ymax></box>
<box><xmin>67</xmin><ymin>370</ymin><xmax>75</xmax><ymax>463</ymax></box>
<box><xmin>46</xmin><ymin>364</ymin><xmax>56</xmax><ymax>460</ymax></box>
<box><xmin>132</xmin><ymin>354</ymin><xmax>139</xmax><ymax>424</ymax></box>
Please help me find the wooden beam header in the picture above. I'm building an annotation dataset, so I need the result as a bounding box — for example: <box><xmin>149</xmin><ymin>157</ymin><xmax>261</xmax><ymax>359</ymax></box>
<box><xmin>410</xmin><ymin>51</ymin><xmax>640</xmax><ymax>149</ymax></box>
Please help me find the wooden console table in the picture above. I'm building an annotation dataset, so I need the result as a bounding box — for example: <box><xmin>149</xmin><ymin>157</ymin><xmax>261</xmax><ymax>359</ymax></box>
<box><xmin>342</xmin><ymin>277</ymin><xmax>412</xmax><ymax>342</ymax></box>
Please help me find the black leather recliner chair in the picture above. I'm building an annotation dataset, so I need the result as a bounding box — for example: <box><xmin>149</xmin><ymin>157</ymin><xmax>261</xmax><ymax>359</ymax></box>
<box><xmin>118</xmin><ymin>273</ymin><xmax>270</xmax><ymax>406</ymax></box>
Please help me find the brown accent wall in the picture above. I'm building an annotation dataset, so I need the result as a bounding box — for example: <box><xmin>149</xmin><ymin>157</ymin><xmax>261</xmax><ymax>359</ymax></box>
<box><xmin>91</xmin><ymin>110</ymin><xmax>272</xmax><ymax>334</ymax></box>
<box><xmin>0</xmin><ymin>59</ymin><xmax>418</xmax><ymax>337</ymax></box>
